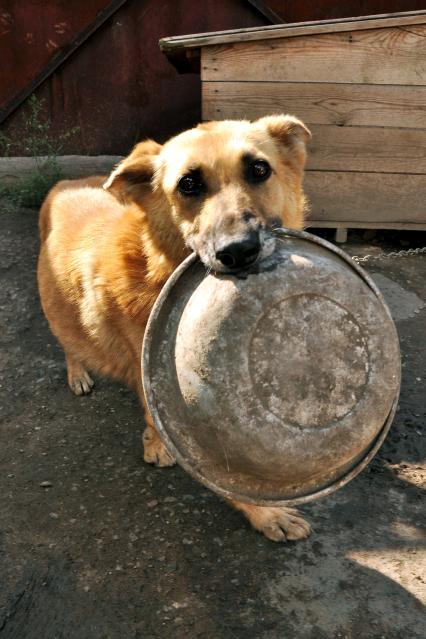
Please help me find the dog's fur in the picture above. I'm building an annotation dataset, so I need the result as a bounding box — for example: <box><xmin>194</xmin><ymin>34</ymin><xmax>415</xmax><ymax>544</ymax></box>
<box><xmin>38</xmin><ymin>115</ymin><xmax>312</xmax><ymax>542</ymax></box>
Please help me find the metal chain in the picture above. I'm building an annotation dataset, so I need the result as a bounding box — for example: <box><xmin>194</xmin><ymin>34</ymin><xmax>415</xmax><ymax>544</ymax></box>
<box><xmin>351</xmin><ymin>246</ymin><xmax>426</xmax><ymax>264</ymax></box>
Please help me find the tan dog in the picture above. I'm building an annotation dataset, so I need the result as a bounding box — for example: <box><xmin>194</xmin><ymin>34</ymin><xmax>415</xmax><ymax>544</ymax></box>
<box><xmin>38</xmin><ymin>115</ymin><xmax>312</xmax><ymax>542</ymax></box>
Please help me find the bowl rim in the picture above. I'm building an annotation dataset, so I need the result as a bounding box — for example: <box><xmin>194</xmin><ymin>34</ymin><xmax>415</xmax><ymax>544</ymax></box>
<box><xmin>142</xmin><ymin>227</ymin><xmax>401</xmax><ymax>505</ymax></box>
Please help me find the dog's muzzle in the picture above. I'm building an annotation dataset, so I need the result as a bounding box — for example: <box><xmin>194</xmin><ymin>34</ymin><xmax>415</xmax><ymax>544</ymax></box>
<box><xmin>215</xmin><ymin>231</ymin><xmax>260</xmax><ymax>270</ymax></box>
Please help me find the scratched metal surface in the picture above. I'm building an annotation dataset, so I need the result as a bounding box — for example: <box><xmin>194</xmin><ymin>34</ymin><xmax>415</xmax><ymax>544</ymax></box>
<box><xmin>143</xmin><ymin>230</ymin><xmax>401</xmax><ymax>505</ymax></box>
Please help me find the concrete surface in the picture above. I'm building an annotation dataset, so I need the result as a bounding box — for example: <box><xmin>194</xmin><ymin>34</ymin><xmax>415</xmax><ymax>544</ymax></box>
<box><xmin>0</xmin><ymin>206</ymin><xmax>425</xmax><ymax>639</ymax></box>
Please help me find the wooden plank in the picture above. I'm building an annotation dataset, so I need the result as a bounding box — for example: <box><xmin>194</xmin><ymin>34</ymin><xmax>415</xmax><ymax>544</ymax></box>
<box><xmin>201</xmin><ymin>25</ymin><xmax>426</xmax><ymax>85</ymax></box>
<box><xmin>202</xmin><ymin>82</ymin><xmax>426</xmax><ymax>129</ymax></box>
<box><xmin>304</xmin><ymin>171</ymin><xmax>426</xmax><ymax>223</ymax></box>
<box><xmin>160</xmin><ymin>10</ymin><xmax>426</xmax><ymax>52</ymax></box>
<box><xmin>306</xmin><ymin>125</ymin><xmax>426</xmax><ymax>174</ymax></box>
<box><xmin>334</xmin><ymin>227</ymin><xmax>348</xmax><ymax>243</ymax></box>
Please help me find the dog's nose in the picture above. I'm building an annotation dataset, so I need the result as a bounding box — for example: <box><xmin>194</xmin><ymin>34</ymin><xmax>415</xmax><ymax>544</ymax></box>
<box><xmin>216</xmin><ymin>233</ymin><xmax>261</xmax><ymax>269</ymax></box>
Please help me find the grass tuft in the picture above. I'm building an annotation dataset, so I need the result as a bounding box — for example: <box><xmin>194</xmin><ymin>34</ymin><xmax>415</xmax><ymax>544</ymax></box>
<box><xmin>0</xmin><ymin>95</ymin><xmax>79</xmax><ymax>208</ymax></box>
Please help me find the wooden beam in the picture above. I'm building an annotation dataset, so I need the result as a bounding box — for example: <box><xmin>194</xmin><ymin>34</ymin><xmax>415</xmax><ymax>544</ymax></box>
<box><xmin>334</xmin><ymin>228</ymin><xmax>348</xmax><ymax>243</ymax></box>
<box><xmin>201</xmin><ymin>24</ymin><xmax>426</xmax><ymax>85</ymax></box>
<box><xmin>304</xmin><ymin>171</ymin><xmax>426</xmax><ymax>224</ymax></box>
<box><xmin>306</xmin><ymin>125</ymin><xmax>426</xmax><ymax>174</ymax></box>
<box><xmin>160</xmin><ymin>11</ymin><xmax>426</xmax><ymax>54</ymax></box>
<box><xmin>202</xmin><ymin>82</ymin><xmax>426</xmax><ymax>130</ymax></box>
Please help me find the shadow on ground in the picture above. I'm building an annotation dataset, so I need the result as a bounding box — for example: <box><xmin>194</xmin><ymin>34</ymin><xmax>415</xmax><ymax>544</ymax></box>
<box><xmin>0</xmin><ymin>207</ymin><xmax>424</xmax><ymax>638</ymax></box>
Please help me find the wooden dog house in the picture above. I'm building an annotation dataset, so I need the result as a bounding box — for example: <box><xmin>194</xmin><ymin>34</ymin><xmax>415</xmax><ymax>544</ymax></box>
<box><xmin>161</xmin><ymin>11</ymin><xmax>426</xmax><ymax>241</ymax></box>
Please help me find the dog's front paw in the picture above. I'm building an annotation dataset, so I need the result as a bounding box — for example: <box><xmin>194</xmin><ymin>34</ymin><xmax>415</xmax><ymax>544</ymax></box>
<box><xmin>142</xmin><ymin>427</ymin><xmax>176</xmax><ymax>467</ymax></box>
<box><xmin>230</xmin><ymin>501</ymin><xmax>311</xmax><ymax>542</ymax></box>
<box><xmin>66</xmin><ymin>359</ymin><xmax>94</xmax><ymax>396</ymax></box>
<box><xmin>250</xmin><ymin>506</ymin><xmax>311</xmax><ymax>542</ymax></box>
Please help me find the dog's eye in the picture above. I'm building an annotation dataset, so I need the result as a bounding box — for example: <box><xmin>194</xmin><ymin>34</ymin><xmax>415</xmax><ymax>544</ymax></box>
<box><xmin>249</xmin><ymin>159</ymin><xmax>271</xmax><ymax>183</ymax></box>
<box><xmin>177</xmin><ymin>171</ymin><xmax>205</xmax><ymax>197</ymax></box>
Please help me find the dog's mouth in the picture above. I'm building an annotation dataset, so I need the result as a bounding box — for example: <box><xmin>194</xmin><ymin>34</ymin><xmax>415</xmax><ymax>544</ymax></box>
<box><xmin>194</xmin><ymin>228</ymin><xmax>278</xmax><ymax>275</ymax></box>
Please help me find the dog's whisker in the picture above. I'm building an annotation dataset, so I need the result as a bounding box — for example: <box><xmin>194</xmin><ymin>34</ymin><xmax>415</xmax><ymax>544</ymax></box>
<box><xmin>220</xmin><ymin>440</ymin><xmax>230</xmax><ymax>473</ymax></box>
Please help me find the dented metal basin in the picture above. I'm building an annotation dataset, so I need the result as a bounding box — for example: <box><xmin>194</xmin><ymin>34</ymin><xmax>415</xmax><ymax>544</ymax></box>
<box><xmin>142</xmin><ymin>229</ymin><xmax>400</xmax><ymax>506</ymax></box>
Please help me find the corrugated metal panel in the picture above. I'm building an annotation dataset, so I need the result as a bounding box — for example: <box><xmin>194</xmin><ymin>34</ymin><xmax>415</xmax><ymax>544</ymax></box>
<box><xmin>0</xmin><ymin>0</ymin><xmax>265</xmax><ymax>155</ymax></box>
<box><xmin>2</xmin><ymin>1</ymin><xmax>424</xmax><ymax>155</ymax></box>
<box><xmin>0</xmin><ymin>0</ymin><xmax>111</xmax><ymax>121</ymax></box>
<box><xmin>266</xmin><ymin>0</ymin><xmax>426</xmax><ymax>21</ymax></box>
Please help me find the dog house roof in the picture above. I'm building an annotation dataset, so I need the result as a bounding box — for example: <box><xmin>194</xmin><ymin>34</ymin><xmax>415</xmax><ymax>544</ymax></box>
<box><xmin>160</xmin><ymin>10</ymin><xmax>426</xmax><ymax>72</ymax></box>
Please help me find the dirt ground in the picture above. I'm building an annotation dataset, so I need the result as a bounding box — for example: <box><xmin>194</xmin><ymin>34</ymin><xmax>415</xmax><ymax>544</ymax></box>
<box><xmin>0</xmin><ymin>205</ymin><xmax>425</xmax><ymax>639</ymax></box>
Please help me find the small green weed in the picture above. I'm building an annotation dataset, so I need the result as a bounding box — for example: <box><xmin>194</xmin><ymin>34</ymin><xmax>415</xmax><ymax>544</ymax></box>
<box><xmin>0</xmin><ymin>95</ymin><xmax>79</xmax><ymax>208</ymax></box>
<box><xmin>0</xmin><ymin>157</ymin><xmax>63</xmax><ymax>208</ymax></box>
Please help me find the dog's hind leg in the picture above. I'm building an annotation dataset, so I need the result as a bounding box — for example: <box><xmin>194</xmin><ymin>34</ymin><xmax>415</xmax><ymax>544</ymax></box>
<box><xmin>65</xmin><ymin>353</ymin><xmax>94</xmax><ymax>396</ymax></box>
<box><xmin>138</xmin><ymin>386</ymin><xmax>175</xmax><ymax>468</ymax></box>
<box><xmin>227</xmin><ymin>499</ymin><xmax>311</xmax><ymax>542</ymax></box>
<box><xmin>142</xmin><ymin>423</ymin><xmax>176</xmax><ymax>468</ymax></box>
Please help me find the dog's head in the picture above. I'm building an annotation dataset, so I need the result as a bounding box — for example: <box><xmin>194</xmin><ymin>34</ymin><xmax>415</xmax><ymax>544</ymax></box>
<box><xmin>104</xmin><ymin>115</ymin><xmax>311</xmax><ymax>273</ymax></box>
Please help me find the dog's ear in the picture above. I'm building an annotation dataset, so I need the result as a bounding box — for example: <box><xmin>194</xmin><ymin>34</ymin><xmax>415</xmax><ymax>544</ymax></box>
<box><xmin>103</xmin><ymin>140</ymin><xmax>162</xmax><ymax>202</ymax></box>
<box><xmin>257</xmin><ymin>114</ymin><xmax>311</xmax><ymax>171</ymax></box>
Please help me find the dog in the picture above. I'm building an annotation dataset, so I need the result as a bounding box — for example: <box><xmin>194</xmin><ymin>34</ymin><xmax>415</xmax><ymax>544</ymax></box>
<box><xmin>38</xmin><ymin>114</ymin><xmax>312</xmax><ymax>542</ymax></box>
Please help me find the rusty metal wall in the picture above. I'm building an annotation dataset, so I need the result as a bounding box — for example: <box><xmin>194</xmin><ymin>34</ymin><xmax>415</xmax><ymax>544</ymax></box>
<box><xmin>0</xmin><ymin>0</ymin><xmax>264</xmax><ymax>155</ymax></box>
<box><xmin>0</xmin><ymin>0</ymin><xmax>109</xmax><ymax>118</ymax></box>
<box><xmin>267</xmin><ymin>0</ymin><xmax>426</xmax><ymax>22</ymax></box>
<box><xmin>1</xmin><ymin>0</ymin><xmax>424</xmax><ymax>155</ymax></box>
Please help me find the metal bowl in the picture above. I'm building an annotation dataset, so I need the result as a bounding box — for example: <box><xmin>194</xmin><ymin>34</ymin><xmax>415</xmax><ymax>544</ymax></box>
<box><xmin>142</xmin><ymin>229</ymin><xmax>400</xmax><ymax>506</ymax></box>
